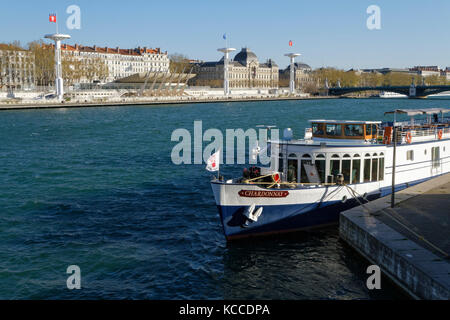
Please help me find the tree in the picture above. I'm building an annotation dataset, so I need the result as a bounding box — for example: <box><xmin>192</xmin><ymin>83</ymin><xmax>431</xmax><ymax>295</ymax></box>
<box><xmin>169</xmin><ymin>53</ymin><xmax>190</xmax><ymax>73</ymax></box>
<box><xmin>28</xmin><ymin>40</ymin><xmax>54</xmax><ymax>86</ymax></box>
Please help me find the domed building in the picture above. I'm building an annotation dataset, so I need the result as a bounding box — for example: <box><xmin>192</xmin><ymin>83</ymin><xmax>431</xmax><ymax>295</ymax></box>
<box><xmin>191</xmin><ymin>48</ymin><xmax>279</xmax><ymax>89</ymax></box>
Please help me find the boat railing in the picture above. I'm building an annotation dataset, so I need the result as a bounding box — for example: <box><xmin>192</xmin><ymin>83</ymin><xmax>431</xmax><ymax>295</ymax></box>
<box><xmin>397</xmin><ymin>126</ymin><xmax>450</xmax><ymax>143</ymax></box>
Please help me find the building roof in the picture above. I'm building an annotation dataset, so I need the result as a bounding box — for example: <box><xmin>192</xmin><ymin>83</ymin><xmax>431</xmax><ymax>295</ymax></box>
<box><xmin>45</xmin><ymin>43</ymin><xmax>166</xmax><ymax>56</ymax></box>
<box><xmin>233</xmin><ymin>48</ymin><xmax>258</xmax><ymax>66</ymax></box>
<box><xmin>281</xmin><ymin>62</ymin><xmax>311</xmax><ymax>73</ymax></box>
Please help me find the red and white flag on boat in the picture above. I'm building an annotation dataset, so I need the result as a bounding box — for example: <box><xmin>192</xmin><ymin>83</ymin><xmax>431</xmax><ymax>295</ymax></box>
<box><xmin>206</xmin><ymin>149</ymin><xmax>220</xmax><ymax>172</ymax></box>
<box><xmin>49</xmin><ymin>14</ymin><xmax>57</xmax><ymax>23</ymax></box>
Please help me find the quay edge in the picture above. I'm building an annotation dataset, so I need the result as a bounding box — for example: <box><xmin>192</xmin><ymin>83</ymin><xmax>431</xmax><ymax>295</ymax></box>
<box><xmin>339</xmin><ymin>173</ymin><xmax>450</xmax><ymax>300</ymax></box>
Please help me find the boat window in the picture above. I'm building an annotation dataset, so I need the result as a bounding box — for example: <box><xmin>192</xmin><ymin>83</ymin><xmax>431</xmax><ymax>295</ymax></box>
<box><xmin>315</xmin><ymin>154</ymin><xmax>325</xmax><ymax>158</ymax></box>
<box><xmin>330</xmin><ymin>158</ymin><xmax>340</xmax><ymax>178</ymax></box>
<box><xmin>365</xmin><ymin>153</ymin><xmax>371</xmax><ymax>157</ymax></box>
<box><xmin>300</xmin><ymin>159</ymin><xmax>312</xmax><ymax>183</ymax></box>
<box><xmin>406</xmin><ymin>150</ymin><xmax>414</xmax><ymax>161</ymax></box>
<box><xmin>364</xmin><ymin>158</ymin><xmax>371</xmax><ymax>182</ymax></box>
<box><xmin>372</xmin><ymin>124</ymin><xmax>377</xmax><ymax>136</ymax></box>
<box><xmin>288</xmin><ymin>153</ymin><xmax>297</xmax><ymax>158</ymax></box>
<box><xmin>301</xmin><ymin>153</ymin><xmax>311</xmax><ymax>158</ymax></box>
<box><xmin>432</xmin><ymin>147</ymin><xmax>440</xmax><ymax>168</ymax></box>
<box><xmin>312</xmin><ymin>123</ymin><xmax>324</xmax><ymax>136</ymax></box>
<box><xmin>371</xmin><ymin>158</ymin><xmax>379</xmax><ymax>182</ymax></box>
<box><xmin>287</xmin><ymin>159</ymin><xmax>298</xmax><ymax>183</ymax></box>
<box><xmin>380</xmin><ymin>152</ymin><xmax>384</xmax><ymax>156</ymax></box>
<box><xmin>365</xmin><ymin>124</ymin><xmax>371</xmax><ymax>136</ymax></box>
<box><xmin>352</xmin><ymin>159</ymin><xmax>361</xmax><ymax>184</ymax></box>
<box><xmin>326</xmin><ymin>124</ymin><xmax>342</xmax><ymax>136</ymax></box>
<box><xmin>343</xmin><ymin>154</ymin><xmax>351</xmax><ymax>158</ymax></box>
<box><xmin>331</xmin><ymin>154</ymin><xmax>340</xmax><ymax>158</ymax></box>
<box><xmin>353</xmin><ymin>154</ymin><xmax>360</xmax><ymax>158</ymax></box>
<box><xmin>344</xmin><ymin>124</ymin><xmax>363</xmax><ymax>137</ymax></box>
<box><xmin>373</xmin><ymin>153</ymin><xmax>378</xmax><ymax>157</ymax></box>
<box><xmin>315</xmin><ymin>159</ymin><xmax>326</xmax><ymax>183</ymax></box>
<box><xmin>342</xmin><ymin>159</ymin><xmax>351</xmax><ymax>184</ymax></box>
<box><xmin>379</xmin><ymin>156</ymin><xmax>384</xmax><ymax>181</ymax></box>
<box><xmin>279</xmin><ymin>153</ymin><xmax>284</xmax><ymax>173</ymax></box>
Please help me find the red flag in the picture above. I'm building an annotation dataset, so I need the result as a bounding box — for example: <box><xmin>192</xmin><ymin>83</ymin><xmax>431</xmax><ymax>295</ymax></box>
<box><xmin>49</xmin><ymin>14</ymin><xmax>56</xmax><ymax>23</ymax></box>
<box><xmin>289</xmin><ymin>40</ymin><xmax>293</xmax><ymax>47</ymax></box>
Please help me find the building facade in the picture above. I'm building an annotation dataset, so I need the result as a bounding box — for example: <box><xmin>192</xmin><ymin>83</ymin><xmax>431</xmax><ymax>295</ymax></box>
<box><xmin>279</xmin><ymin>62</ymin><xmax>314</xmax><ymax>90</ymax></box>
<box><xmin>53</xmin><ymin>44</ymin><xmax>170</xmax><ymax>84</ymax></box>
<box><xmin>410</xmin><ymin>66</ymin><xmax>441</xmax><ymax>77</ymax></box>
<box><xmin>0</xmin><ymin>46</ymin><xmax>35</xmax><ymax>90</ymax></box>
<box><xmin>191</xmin><ymin>48</ymin><xmax>279</xmax><ymax>89</ymax></box>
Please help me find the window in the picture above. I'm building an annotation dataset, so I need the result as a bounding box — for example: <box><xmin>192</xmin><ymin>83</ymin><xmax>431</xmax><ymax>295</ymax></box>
<box><xmin>371</xmin><ymin>158</ymin><xmax>379</xmax><ymax>182</ymax></box>
<box><xmin>344</xmin><ymin>124</ymin><xmax>363</xmax><ymax>137</ymax></box>
<box><xmin>326</xmin><ymin>124</ymin><xmax>342</xmax><ymax>136</ymax></box>
<box><xmin>364</xmin><ymin>156</ymin><xmax>371</xmax><ymax>182</ymax></box>
<box><xmin>406</xmin><ymin>150</ymin><xmax>414</xmax><ymax>161</ymax></box>
<box><xmin>312</xmin><ymin>123</ymin><xmax>324</xmax><ymax>135</ymax></box>
<box><xmin>342</xmin><ymin>158</ymin><xmax>351</xmax><ymax>184</ymax></box>
<box><xmin>288</xmin><ymin>158</ymin><xmax>298</xmax><ymax>182</ymax></box>
<box><xmin>432</xmin><ymin>147</ymin><xmax>440</xmax><ymax>168</ymax></box>
<box><xmin>300</xmin><ymin>159</ymin><xmax>312</xmax><ymax>183</ymax></box>
<box><xmin>352</xmin><ymin>158</ymin><xmax>361</xmax><ymax>184</ymax></box>
<box><xmin>379</xmin><ymin>156</ymin><xmax>384</xmax><ymax>181</ymax></box>
<box><xmin>365</xmin><ymin>125</ymin><xmax>371</xmax><ymax>136</ymax></box>
<box><xmin>278</xmin><ymin>153</ymin><xmax>284</xmax><ymax>173</ymax></box>
<box><xmin>330</xmin><ymin>154</ymin><xmax>340</xmax><ymax>178</ymax></box>
<box><xmin>315</xmin><ymin>154</ymin><xmax>326</xmax><ymax>183</ymax></box>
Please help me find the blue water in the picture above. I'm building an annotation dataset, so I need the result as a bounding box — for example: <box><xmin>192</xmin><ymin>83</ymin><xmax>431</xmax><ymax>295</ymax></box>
<box><xmin>1</xmin><ymin>98</ymin><xmax>447</xmax><ymax>299</ymax></box>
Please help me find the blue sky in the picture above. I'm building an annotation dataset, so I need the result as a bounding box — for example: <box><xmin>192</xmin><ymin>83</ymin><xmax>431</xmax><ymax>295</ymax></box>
<box><xmin>1</xmin><ymin>0</ymin><xmax>449</xmax><ymax>70</ymax></box>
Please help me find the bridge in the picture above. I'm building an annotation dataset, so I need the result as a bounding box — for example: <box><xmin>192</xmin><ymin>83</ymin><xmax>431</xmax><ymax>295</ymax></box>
<box><xmin>328</xmin><ymin>85</ymin><xmax>450</xmax><ymax>98</ymax></box>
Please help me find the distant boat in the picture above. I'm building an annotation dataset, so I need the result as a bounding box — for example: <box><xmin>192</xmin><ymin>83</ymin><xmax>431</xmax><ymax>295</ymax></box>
<box><xmin>379</xmin><ymin>91</ymin><xmax>407</xmax><ymax>98</ymax></box>
<box><xmin>429</xmin><ymin>91</ymin><xmax>450</xmax><ymax>97</ymax></box>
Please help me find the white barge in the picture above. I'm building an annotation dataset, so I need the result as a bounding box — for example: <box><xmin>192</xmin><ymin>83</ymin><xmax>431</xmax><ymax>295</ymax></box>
<box><xmin>211</xmin><ymin>108</ymin><xmax>450</xmax><ymax>240</ymax></box>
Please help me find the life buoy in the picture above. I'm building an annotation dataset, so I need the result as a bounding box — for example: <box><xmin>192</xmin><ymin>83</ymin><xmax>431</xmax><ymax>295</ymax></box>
<box><xmin>272</xmin><ymin>173</ymin><xmax>281</xmax><ymax>183</ymax></box>
<box><xmin>405</xmin><ymin>132</ymin><xmax>412</xmax><ymax>144</ymax></box>
<box><xmin>438</xmin><ymin>129</ymin><xmax>443</xmax><ymax>140</ymax></box>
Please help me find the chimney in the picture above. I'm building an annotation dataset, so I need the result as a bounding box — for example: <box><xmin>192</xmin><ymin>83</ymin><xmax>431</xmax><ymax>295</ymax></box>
<box><xmin>93</xmin><ymin>45</ymin><xmax>97</xmax><ymax>51</ymax></box>
<box><xmin>75</xmin><ymin>44</ymin><xmax>79</xmax><ymax>50</ymax></box>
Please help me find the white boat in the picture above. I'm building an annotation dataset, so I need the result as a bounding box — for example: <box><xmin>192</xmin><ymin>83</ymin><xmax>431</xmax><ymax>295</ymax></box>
<box><xmin>379</xmin><ymin>91</ymin><xmax>407</xmax><ymax>98</ymax></box>
<box><xmin>211</xmin><ymin>108</ymin><xmax>450</xmax><ymax>240</ymax></box>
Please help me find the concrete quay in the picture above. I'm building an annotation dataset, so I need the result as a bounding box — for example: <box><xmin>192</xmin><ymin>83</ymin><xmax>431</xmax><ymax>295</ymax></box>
<box><xmin>0</xmin><ymin>95</ymin><xmax>336</xmax><ymax>111</ymax></box>
<box><xmin>340</xmin><ymin>173</ymin><xmax>450</xmax><ymax>300</ymax></box>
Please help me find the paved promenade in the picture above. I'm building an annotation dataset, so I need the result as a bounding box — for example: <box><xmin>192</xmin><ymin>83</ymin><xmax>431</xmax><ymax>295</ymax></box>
<box><xmin>0</xmin><ymin>95</ymin><xmax>336</xmax><ymax>111</ymax></box>
<box><xmin>340</xmin><ymin>173</ymin><xmax>450</xmax><ymax>300</ymax></box>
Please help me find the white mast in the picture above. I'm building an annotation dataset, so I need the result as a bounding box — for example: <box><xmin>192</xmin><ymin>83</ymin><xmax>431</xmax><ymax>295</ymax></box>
<box><xmin>284</xmin><ymin>53</ymin><xmax>301</xmax><ymax>94</ymax></box>
<box><xmin>218</xmin><ymin>48</ymin><xmax>236</xmax><ymax>96</ymax></box>
<box><xmin>44</xmin><ymin>33</ymin><xmax>71</xmax><ymax>101</ymax></box>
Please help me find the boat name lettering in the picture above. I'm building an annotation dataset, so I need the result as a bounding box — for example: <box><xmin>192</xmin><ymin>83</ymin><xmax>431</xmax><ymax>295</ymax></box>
<box><xmin>238</xmin><ymin>190</ymin><xmax>289</xmax><ymax>198</ymax></box>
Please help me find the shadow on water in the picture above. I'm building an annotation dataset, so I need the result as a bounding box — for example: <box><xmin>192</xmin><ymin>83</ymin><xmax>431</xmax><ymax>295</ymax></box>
<box><xmin>222</xmin><ymin>227</ymin><xmax>409</xmax><ymax>300</ymax></box>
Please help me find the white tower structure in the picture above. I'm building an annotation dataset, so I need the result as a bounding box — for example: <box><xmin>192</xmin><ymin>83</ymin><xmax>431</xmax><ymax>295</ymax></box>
<box><xmin>284</xmin><ymin>53</ymin><xmax>301</xmax><ymax>94</ymax></box>
<box><xmin>217</xmin><ymin>48</ymin><xmax>236</xmax><ymax>96</ymax></box>
<box><xmin>44</xmin><ymin>33</ymin><xmax>71</xmax><ymax>101</ymax></box>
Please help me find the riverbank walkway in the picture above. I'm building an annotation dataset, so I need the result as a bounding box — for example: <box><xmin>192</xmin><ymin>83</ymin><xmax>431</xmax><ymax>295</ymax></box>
<box><xmin>0</xmin><ymin>95</ymin><xmax>335</xmax><ymax>111</ymax></box>
<box><xmin>340</xmin><ymin>173</ymin><xmax>450</xmax><ymax>300</ymax></box>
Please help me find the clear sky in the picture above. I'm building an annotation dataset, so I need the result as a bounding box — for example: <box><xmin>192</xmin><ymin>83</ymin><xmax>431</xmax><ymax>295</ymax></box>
<box><xmin>1</xmin><ymin>0</ymin><xmax>449</xmax><ymax>70</ymax></box>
